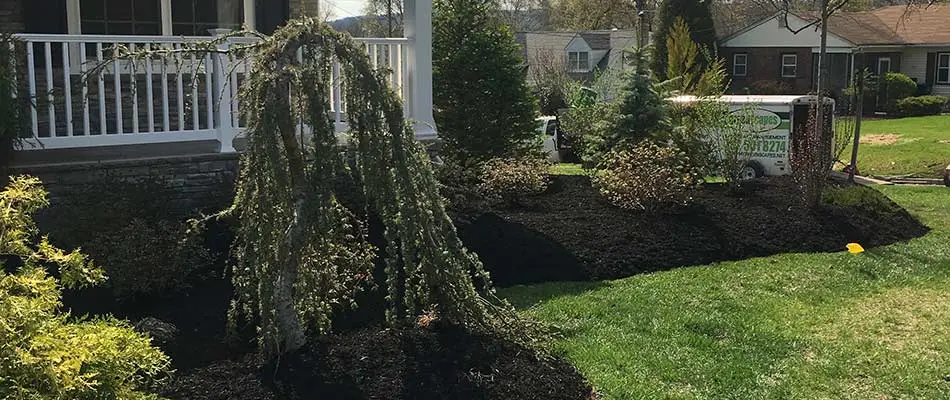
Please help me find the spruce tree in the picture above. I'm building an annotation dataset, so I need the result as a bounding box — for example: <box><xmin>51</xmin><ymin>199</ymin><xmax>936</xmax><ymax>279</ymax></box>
<box><xmin>650</xmin><ymin>0</ymin><xmax>716</xmax><ymax>82</ymax></box>
<box><xmin>434</xmin><ymin>0</ymin><xmax>540</xmax><ymax>165</ymax></box>
<box><xmin>612</xmin><ymin>47</ymin><xmax>668</xmax><ymax>151</ymax></box>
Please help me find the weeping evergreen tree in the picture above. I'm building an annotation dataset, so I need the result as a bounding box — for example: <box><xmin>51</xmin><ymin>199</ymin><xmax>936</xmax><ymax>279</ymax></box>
<box><xmin>194</xmin><ymin>19</ymin><xmax>531</xmax><ymax>359</ymax></box>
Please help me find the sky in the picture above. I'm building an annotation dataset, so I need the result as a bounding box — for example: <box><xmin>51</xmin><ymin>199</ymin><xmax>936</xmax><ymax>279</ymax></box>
<box><xmin>324</xmin><ymin>0</ymin><xmax>368</xmax><ymax>18</ymax></box>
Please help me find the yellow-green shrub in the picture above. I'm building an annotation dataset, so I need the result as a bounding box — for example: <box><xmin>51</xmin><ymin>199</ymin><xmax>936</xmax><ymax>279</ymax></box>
<box><xmin>0</xmin><ymin>176</ymin><xmax>169</xmax><ymax>400</ymax></box>
<box><xmin>592</xmin><ymin>142</ymin><xmax>699</xmax><ymax>211</ymax></box>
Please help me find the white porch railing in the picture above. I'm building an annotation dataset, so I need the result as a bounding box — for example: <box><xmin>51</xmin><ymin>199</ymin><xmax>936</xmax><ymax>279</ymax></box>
<box><xmin>13</xmin><ymin>33</ymin><xmax>421</xmax><ymax>152</ymax></box>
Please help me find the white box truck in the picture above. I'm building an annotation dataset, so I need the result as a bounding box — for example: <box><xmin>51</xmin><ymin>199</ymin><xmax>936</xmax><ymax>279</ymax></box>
<box><xmin>669</xmin><ymin>95</ymin><xmax>835</xmax><ymax>179</ymax></box>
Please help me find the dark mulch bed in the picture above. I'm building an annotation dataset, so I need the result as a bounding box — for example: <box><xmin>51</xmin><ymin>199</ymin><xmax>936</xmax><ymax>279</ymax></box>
<box><xmin>460</xmin><ymin>175</ymin><xmax>929</xmax><ymax>286</ymax></box>
<box><xmin>160</xmin><ymin>326</ymin><xmax>592</xmax><ymax>400</ymax></box>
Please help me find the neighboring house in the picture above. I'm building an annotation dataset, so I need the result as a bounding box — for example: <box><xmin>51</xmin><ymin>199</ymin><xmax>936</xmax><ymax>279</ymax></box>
<box><xmin>516</xmin><ymin>30</ymin><xmax>640</xmax><ymax>84</ymax></box>
<box><xmin>719</xmin><ymin>4</ymin><xmax>950</xmax><ymax>98</ymax></box>
<box><xmin>2</xmin><ymin>0</ymin><xmax>435</xmax><ymax>166</ymax></box>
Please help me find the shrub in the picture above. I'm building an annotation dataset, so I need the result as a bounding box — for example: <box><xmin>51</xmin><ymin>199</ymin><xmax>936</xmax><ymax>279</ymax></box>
<box><xmin>592</xmin><ymin>142</ymin><xmax>699</xmax><ymax>211</ymax></box>
<box><xmin>879</xmin><ymin>72</ymin><xmax>917</xmax><ymax>112</ymax></box>
<box><xmin>895</xmin><ymin>95</ymin><xmax>948</xmax><ymax>117</ymax></box>
<box><xmin>0</xmin><ymin>176</ymin><xmax>169</xmax><ymax>399</ymax></box>
<box><xmin>559</xmin><ymin>100</ymin><xmax>619</xmax><ymax>167</ymax></box>
<box><xmin>47</xmin><ymin>179</ymin><xmax>214</xmax><ymax>302</ymax></box>
<box><xmin>478</xmin><ymin>157</ymin><xmax>551</xmax><ymax>206</ymax></box>
<box><xmin>436</xmin><ymin>159</ymin><xmax>490</xmax><ymax>221</ymax></box>
<box><xmin>823</xmin><ymin>184</ymin><xmax>900</xmax><ymax>214</ymax></box>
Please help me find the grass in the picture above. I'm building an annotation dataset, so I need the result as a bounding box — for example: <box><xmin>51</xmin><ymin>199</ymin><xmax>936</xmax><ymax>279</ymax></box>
<box><xmin>839</xmin><ymin>115</ymin><xmax>950</xmax><ymax>178</ymax></box>
<box><xmin>551</xmin><ymin>163</ymin><xmax>586</xmax><ymax>176</ymax></box>
<box><xmin>501</xmin><ymin>186</ymin><xmax>950</xmax><ymax>399</ymax></box>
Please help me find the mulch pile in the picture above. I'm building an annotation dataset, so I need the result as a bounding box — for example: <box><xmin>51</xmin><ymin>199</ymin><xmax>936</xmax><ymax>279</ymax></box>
<box><xmin>160</xmin><ymin>326</ymin><xmax>592</xmax><ymax>400</ymax></box>
<box><xmin>460</xmin><ymin>175</ymin><xmax>929</xmax><ymax>286</ymax></box>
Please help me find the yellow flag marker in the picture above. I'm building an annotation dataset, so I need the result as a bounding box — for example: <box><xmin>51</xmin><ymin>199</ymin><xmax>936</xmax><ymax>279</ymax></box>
<box><xmin>846</xmin><ymin>243</ymin><xmax>865</xmax><ymax>254</ymax></box>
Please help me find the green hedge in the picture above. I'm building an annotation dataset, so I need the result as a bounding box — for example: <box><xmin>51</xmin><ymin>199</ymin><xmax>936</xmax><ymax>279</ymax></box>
<box><xmin>880</xmin><ymin>72</ymin><xmax>917</xmax><ymax>112</ymax></box>
<box><xmin>895</xmin><ymin>95</ymin><xmax>948</xmax><ymax>117</ymax></box>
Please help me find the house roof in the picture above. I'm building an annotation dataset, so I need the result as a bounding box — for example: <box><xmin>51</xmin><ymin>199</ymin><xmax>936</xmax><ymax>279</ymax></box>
<box><xmin>722</xmin><ymin>4</ymin><xmax>950</xmax><ymax>47</ymax></box>
<box><xmin>579</xmin><ymin>32</ymin><xmax>611</xmax><ymax>50</ymax></box>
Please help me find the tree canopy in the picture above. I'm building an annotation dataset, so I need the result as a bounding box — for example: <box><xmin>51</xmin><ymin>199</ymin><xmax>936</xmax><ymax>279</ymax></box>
<box><xmin>650</xmin><ymin>0</ymin><xmax>716</xmax><ymax>82</ymax></box>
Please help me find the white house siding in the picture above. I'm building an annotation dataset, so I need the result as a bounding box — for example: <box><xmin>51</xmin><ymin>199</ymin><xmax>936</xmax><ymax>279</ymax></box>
<box><xmin>901</xmin><ymin>47</ymin><xmax>950</xmax><ymax>96</ymax></box>
<box><xmin>721</xmin><ymin>14</ymin><xmax>854</xmax><ymax>50</ymax></box>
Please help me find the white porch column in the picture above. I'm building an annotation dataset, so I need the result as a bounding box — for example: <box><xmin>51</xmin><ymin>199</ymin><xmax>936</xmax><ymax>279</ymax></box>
<box><xmin>66</xmin><ymin>0</ymin><xmax>81</xmax><ymax>34</ymax></box>
<box><xmin>404</xmin><ymin>0</ymin><xmax>437</xmax><ymax>140</ymax></box>
<box><xmin>243</xmin><ymin>0</ymin><xmax>257</xmax><ymax>31</ymax></box>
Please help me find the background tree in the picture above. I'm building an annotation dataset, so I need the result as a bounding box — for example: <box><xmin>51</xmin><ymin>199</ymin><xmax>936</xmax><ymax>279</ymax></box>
<box><xmin>362</xmin><ymin>0</ymin><xmax>405</xmax><ymax>37</ymax></box>
<box><xmin>434</xmin><ymin>0</ymin><xmax>540</xmax><ymax>166</ymax></box>
<box><xmin>551</xmin><ymin>0</ymin><xmax>638</xmax><ymax>29</ymax></box>
<box><xmin>664</xmin><ymin>17</ymin><xmax>726</xmax><ymax>95</ymax></box>
<box><xmin>495</xmin><ymin>0</ymin><xmax>553</xmax><ymax>31</ymax></box>
<box><xmin>650</xmin><ymin>0</ymin><xmax>716</xmax><ymax>82</ymax></box>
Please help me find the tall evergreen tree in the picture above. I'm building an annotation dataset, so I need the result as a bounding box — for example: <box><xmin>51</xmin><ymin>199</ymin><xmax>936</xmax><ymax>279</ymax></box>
<box><xmin>434</xmin><ymin>0</ymin><xmax>540</xmax><ymax>165</ymax></box>
<box><xmin>650</xmin><ymin>0</ymin><xmax>716</xmax><ymax>82</ymax></box>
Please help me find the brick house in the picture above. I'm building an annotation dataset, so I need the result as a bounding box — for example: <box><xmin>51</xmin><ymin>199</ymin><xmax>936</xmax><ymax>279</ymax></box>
<box><xmin>718</xmin><ymin>4</ymin><xmax>950</xmax><ymax>98</ymax></box>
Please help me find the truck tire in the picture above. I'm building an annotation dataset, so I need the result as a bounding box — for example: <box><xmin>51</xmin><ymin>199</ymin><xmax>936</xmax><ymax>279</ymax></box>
<box><xmin>740</xmin><ymin>161</ymin><xmax>766</xmax><ymax>181</ymax></box>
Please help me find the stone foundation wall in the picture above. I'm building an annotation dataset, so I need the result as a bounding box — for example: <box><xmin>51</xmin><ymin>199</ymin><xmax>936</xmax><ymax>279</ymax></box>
<box><xmin>10</xmin><ymin>153</ymin><xmax>240</xmax><ymax>215</ymax></box>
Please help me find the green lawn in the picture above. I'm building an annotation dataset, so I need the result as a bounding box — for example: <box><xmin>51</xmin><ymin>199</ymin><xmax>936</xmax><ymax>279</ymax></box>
<box><xmin>842</xmin><ymin>115</ymin><xmax>950</xmax><ymax>178</ymax></box>
<box><xmin>501</xmin><ymin>186</ymin><xmax>950</xmax><ymax>399</ymax></box>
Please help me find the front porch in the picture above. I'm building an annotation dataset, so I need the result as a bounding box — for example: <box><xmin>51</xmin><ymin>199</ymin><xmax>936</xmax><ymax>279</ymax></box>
<box><xmin>5</xmin><ymin>0</ymin><xmax>435</xmax><ymax>165</ymax></box>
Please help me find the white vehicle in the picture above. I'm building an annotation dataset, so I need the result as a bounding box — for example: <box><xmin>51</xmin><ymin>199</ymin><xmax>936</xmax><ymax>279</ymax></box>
<box><xmin>537</xmin><ymin>115</ymin><xmax>569</xmax><ymax>163</ymax></box>
<box><xmin>669</xmin><ymin>95</ymin><xmax>835</xmax><ymax>179</ymax></box>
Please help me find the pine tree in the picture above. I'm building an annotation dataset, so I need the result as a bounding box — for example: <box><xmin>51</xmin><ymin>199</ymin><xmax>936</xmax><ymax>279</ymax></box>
<box><xmin>650</xmin><ymin>0</ymin><xmax>716</xmax><ymax>82</ymax></box>
<box><xmin>434</xmin><ymin>0</ymin><xmax>540</xmax><ymax>166</ymax></box>
<box><xmin>612</xmin><ymin>47</ymin><xmax>668</xmax><ymax>152</ymax></box>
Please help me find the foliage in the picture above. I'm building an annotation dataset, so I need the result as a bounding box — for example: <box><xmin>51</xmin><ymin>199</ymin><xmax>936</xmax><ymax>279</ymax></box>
<box><xmin>434</xmin><ymin>0</ymin><xmax>541</xmax><ymax>166</ymax></box>
<box><xmin>478</xmin><ymin>158</ymin><xmax>551</xmax><ymax>206</ymax></box>
<box><xmin>559</xmin><ymin>100</ymin><xmax>618</xmax><ymax>167</ymax></box>
<box><xmin>790</xmin><ymin>106</ymin><xmax>833</xmax><ymax>208</ymax></box>
<box><xmin>49</xmin><ymin>180</ymin><xmax>214</xmax><ymax>301</ymax></box>
<box><xmin>747</xmin><ymin>80</ymin><xmax>793</xmax><ymax>95</ymax></box>
<box><xmin>591</xmin><ymin>142</ymin><xmax>699</xmax><ymax>211</ymax></box>
<box><xmin>361</xmin><ymin>0</ymin><xmax>404</xmax><ymax>37</ymax></box>
<box><xmin>0</xmin><ymin>176</ymin><xmax>169</xmax><ymax>399</ymax></box>
<box><xmin>529</xmin><ymin>50</ymin><xmax>573</xmax><ymax>116</ymax></box>
<box><xmin>0</xmin><ymin>35</ymin><xmax>29</xmax><ymax>182</ymax></box>
<box><xmin>610</xmin><ymin>47</ymin><xmax>670</xmax><ymax>158</ymax></box>
<box><xmin>683</xmin><ymin>101</ymin><xmax>759</xmax><ymax>187</ymax></box>
<box><xmin>146</xmin><ymin>19</ymin><xmax>542</xmax><ymax>359</ymax></box>
<box><xmin>550</xmin><ymin>0</ymin><xmax>636</xmax><ymax>30</ymax></box>
<box><xmin>665</xmin><ymin>18</ymin><xmax>727</xmax><ymax>96</ymax></box>
<box><xmin>879</xmin><ymin>72</ymin><xmax>917</xmax><ymax>113</ymax></box>
<box><xmin>895</xmin><ymin>95</ymin><xmax>948</xmax><ymax>117</ymax></box>
<box><xmin>435</xmin><ymin>159</ymin><xmax>490</xmax><ymax>222</ymax></box>
<box><xmin>651</xmin><ymin>0</ymin><xmax>716</xmax><ymax>82</ymax></box>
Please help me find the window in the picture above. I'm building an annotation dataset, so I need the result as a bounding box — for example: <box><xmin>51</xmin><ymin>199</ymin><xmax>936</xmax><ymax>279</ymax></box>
<box><xmin>877</xmin><ymin>57</ymin><xmax>891</xmax><ymax>75</ymax></box>
<box><xmin>733</xmin><ymin>53</ymin><xmax>748</xmax><ymax>76</ymax></box>
<box><xmin>938</xmin><ymin>53</ymin><xmax>950</xmax><ymax>84</ymax></box>
<box><xmin>80</xmin><ymin>0</ymin><xmax>161</xmax><ymax>35</ymax></box>
<box><xmin>568</xmin><ymin>51</ymin><xmax>590</xmax><ymax>72</ymax></box>
<box><xmin>75</xmin><ymin>0</ymin><xmax>245</xmax><ymax>36</ymax></box>
<box><xmin>781</xmin><ymin>54</ymin><xmax>797</xmax><ymax>78</ymax></box>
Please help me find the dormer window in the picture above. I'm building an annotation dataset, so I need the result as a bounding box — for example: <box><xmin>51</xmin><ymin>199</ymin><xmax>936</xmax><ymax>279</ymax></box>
<box><xmin>568</xmin><ymin>51</ymin><xmax>590</xmax><ymax>72</ymax></box>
